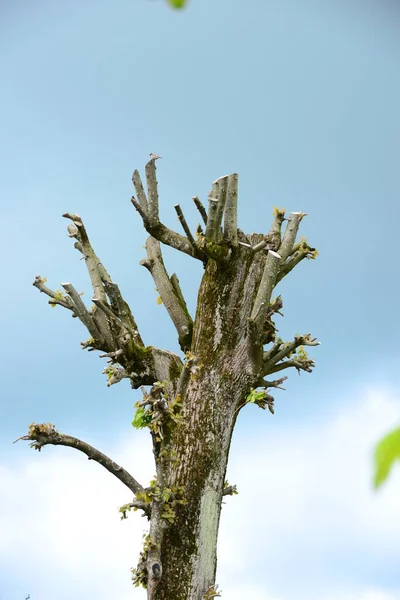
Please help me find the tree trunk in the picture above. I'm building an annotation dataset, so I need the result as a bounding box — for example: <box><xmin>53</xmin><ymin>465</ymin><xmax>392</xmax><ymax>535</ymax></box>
<box><xmin>150</xmin><ymin>243</ymin><xmax>265</xmax><ymax>600</ymax></box>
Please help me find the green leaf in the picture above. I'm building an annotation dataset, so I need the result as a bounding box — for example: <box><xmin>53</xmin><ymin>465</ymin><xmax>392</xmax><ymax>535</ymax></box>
<box><xmin>167</xmin><ymin>0</ymin><xmax>187</xmax><ymax>7</ymax></box>
<box><xmin>132</xmin><ymin>408</ymin><xmax>153</xmax><ymax>429</ymax></box>
<box><xmin>373</xmin><ymin>427</ymin><xmax>400</xmax><ymax>489</ymax></box>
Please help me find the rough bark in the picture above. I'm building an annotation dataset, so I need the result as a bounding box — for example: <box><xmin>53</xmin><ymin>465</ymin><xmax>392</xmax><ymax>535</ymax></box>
<box><xmin>21</xmin><ymin>159</ymin><xmax>319</xmax><ymax>600</ymax></box>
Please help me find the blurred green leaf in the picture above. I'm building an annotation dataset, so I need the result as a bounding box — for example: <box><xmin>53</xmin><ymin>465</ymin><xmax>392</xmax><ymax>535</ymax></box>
<box><xmin>373</xmin><ymin>427</ymin><xmax>400</xmax><ymax>489</ymax></box>
<box><xmin>167</xmin><ymin>0</ymin><xmax>187</xmax><ymax>8</ymax></box>
<box><xmin>132</xmin><ymin>407</ymin><xmax>152</xmax><ymax>429</ymax></box>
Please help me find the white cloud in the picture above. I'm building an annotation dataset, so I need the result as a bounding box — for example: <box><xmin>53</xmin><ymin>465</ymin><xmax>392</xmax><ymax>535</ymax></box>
<box><xmin>1</xmin><ymin>387</ymin><xmax>399</xmax><ymax>600</ymax></box>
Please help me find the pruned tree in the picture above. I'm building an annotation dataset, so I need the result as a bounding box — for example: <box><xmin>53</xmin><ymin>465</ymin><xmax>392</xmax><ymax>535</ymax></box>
<box><xmin>16</xmin><ymin>156</ymin><xmax>319</xmax><ymax>600</ymax></box>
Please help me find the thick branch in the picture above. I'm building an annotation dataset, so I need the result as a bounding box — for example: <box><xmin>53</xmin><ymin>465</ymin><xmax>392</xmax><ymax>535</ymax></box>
<box><xmin>224</xmin><ymin>173</ymin><xmax>238</xmax><ymax>245</ymax></box>
<box><xmin>205</xmin><ymin>179</ymin><xmax>220</xmax><ymax>241</ymax></box>
<box><xmin>132</xmin><ymin>169</ymin><xmax>149</xmax><ymax>213</ymax></box>
<box><xmin>131</xmin><ymin>196</ymin><xmax>199</xmax><ymax>259</ymax></box>
<box><xmin>103</xmin><ymin>280</ymin><xmax>144</xmax><ymax>342</ymax></box>
<box><xmin>145</xmin><ymin>158</ymin><xmax>160</xmax><ymax>227</ymax></box>
<box><xmin>278</xmin><ymin>212</ymin><xmax>306</xmax><ymax>261</ymax></box>
<box><xmin>15</xmin><ymin>423</ymin><xmax>144</xmax><ymax>495</ymax></box>
<box><xmin>63</xmin><ymin>213</ymin><xmax>111</xmax><ymax>303</ymax></box>
<box><xmin>61</xmin><ymin>282</ymin><xmax>103</xmax><ymax>341</ymax></box>
<box><xmin>140</xmin><ymin>237</ymin><xmax>193</xmax><ymax>350</ymax></box>
<box><xmin>212</xmin><ymin>175</ymin><xmax>228</xmax><ymax>244</ymax></box>
<box><xmin>250</xmin><ymin>250</ymin><xmax>282</xmax><ymax>329</ymax></box>
<box><xmin>263</xmin><ymin>209</ymin><xmax>286</xmax><ymax>252</ymax></box>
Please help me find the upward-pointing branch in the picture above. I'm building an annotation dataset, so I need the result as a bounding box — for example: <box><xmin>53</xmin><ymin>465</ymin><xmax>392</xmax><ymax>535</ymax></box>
<box><xmin>131</xmin><ymin>159</ymin><xmax>202</xmax><ymax>260</ymax></box>
<box><xmin>140</xmin><ymin>237</ymin><xmax>193</xmax><ymax>350</ymax></box>
<box><xmin>249</xmin><ymin>250</ymin><xmax>282</xmax><ymax>330</ymax></box>
<box><xmin>223</xmin><ymin>173</ymin><xmax>238</xmax><ymax>246</ymax></box>
<box><xmin>278</xmin><ymin>212</ymin><xmax>307</xmax><ymax>261</ymax></box>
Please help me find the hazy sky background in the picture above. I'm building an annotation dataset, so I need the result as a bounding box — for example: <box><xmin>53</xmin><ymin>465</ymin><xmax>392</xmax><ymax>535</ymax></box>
<box><xmin>1</xmin><ymin>0</ymin><xmax>400</xmax><ymax>599</ymax></box>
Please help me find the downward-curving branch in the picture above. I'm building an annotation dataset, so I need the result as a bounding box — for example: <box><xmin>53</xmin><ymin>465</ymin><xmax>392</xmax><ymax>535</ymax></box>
<box><xmin>14</xmin><ymin>423</ymin><xmax>145</xmax><ymax>495</ymax></box>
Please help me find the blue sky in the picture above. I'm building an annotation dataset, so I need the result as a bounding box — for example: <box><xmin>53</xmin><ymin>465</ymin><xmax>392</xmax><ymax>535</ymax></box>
<box><xmin>1</xmin><ymin>0</ymin><xmax>400</xmax><ymax>599</ymax></box>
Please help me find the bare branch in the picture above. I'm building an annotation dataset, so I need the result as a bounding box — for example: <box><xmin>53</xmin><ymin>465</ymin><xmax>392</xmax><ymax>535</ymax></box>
<box><xmin>141</xmin><ymin>237</ymin><xmax>193</xmax><ymax>350</ymax></box>
<box><xmin>265</xmin><ymin>358</ymin><xmax>315</xmax><ymax>375</ymax></box>
<box><xmin>174</xmin><ymin>204</ymin><xmax>199</xmax><ymax>253</ymax></box>
<box><xmin>250</xmin><ymin>250</ymin><xmax>282</xmax><ymax>329</ymax></box>
<box><xmin>103</xmin><ymin>280</ymin><xmax>144</xmax><ymax>342</ymax></box>
<box><xmin>224</xmin><ymin>173</ymin><xmax>238</xmax><ymax>246</ymax></box>
<box><xmin>15</xmin><ymin>423</ymin><xmax>144</xmax><ymax>495</ymax></box>
<box><xmin>192</xmin><ymin>196</ymin><xmax>208</xmax><ymax>225</ymax></box>
<box><xmin>252</xmin><ymin>240</ymin><xmax>268</xmax><ymax>253</ymax></box>
<box><xmin>213</xmin><ymin>175</ymin><xmax>229</xmax><ymax>243</ymax></box>
<box><xmin>99</xmin><ymin>348</ymin><xmax>123</xmax><ymax>361</ymax></box>
<box><xmin>33</xmin><ymin>276</ymin><xmax>74</xmax><ymax>311</ymax></box>
<box><xmin>222</xmin><ymin>484</ymin><xmax>238</xmax><ymax>497</ymax></box>
<box><xmin>205</xmin><ymin>179</ymin><xmax>221</xmax><ymax>241</ymax></box>
<box><xmin>62</xmin><ymin>213</ymin><xmax>111</xmax><ymax>303</ymax></box>
<box><xmin>131</xmin><ymin>196</ymin><xmax>149</xmax><ymax>225</ymax></box>
<box><xmin>263</xmin><ymin>333</ymin><xmax>320</xmax><ymax>376</ymax></box>
<box><xmin>257</xmin><ymin>375</ymin><xmax>288</xmax><ymax>389</ymax></box>
<box><xmin>170</xmin><ymin>274</ymin><xmax>191</xmax><ymax>323</ymax></box>
<box><xmin>60</xmin><ymin>282</ymin><xmax>103</xmax><ymax>341</ymax></box>
<box><xmin>276</xmin><ymin>243</ymin><xmax>318</xmax><ymax>284</ymax></box>
<box><xmin>263</xmin><ymin>208</ymin><xmax>286</xmax><ymax>252</ymax></box>
<box><xmin>131</xmin><ymin>193</ymin><xmax>199</xmax><ymax>259</ymax></box>
<box><xmin>119</xmin><ymin>499</ymin><xmax>150</xmax><ymax>519</ymax></box>
<box><xmin>91</xmin><ymin>297</ymin><xmax>121</xmax><ymax>325</ymax></box>
<box><xmin>145</xmin><ymin>158</ymin><xmax>160</xmax><ymax>227</ymax></box>
<box><xmin>104</xmin><ymin>366</ymin><xmax>129</xmax><ymax>387</ymax></box>
<box><xmin>278</xmin><ymin>212</ymin><xmax>307</xmax><ymax>261</ymax></box>
<box><xmin>132</xmin><ymin>169</ymin><xmax>149</xmax><ymax>213</ymax></box>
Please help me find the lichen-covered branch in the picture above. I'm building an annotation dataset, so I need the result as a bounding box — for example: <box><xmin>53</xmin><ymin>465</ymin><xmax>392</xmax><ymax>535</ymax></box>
<box><xmin>119</xmin><ymin>499</ymin><xmax>151</xmax><ymax>519</ymax></box>
<box><xmin>140</xmin><ymin>236</ymin><xmax>193</xmax><ymax>350</ymax></box>
<box><xmin>33</xmin><ymin>214</ymin><xmax>172</xmax><ymax>390</ymax></box>
<box><xmin>223</xmin><ymin>173</ymin><xmax>238</xmax><ymax>246</ymax></box>
<box><xmin>15</xmin><ymin>423</ymin><xmax>145</xmax><ymax>495</ymax></box>
<box><xmin>211</xmin><ymin>175</ymin><xmax>228</xmax><ymax>244</ymax></box>
<box><xmin>61</xmin><ymin>282</ymin><xmax>103</xmax><ymax>341</ymax></box>
<box><xmin>63</xmin><ymin>213</ymin><xmax>111</xmax><ymax>302</ymax></box>
<box><xmin>250</xmin><ymin>250</ymin><xmax>282</xmax><ymax>330</ymax></box>
<box><xmin>264</xmin><ymin>207</ymin><xmax>286</xmax><ymax>251</ymax></box>
<box><xmin>145</xmin><ymin>158</ymin><xmax>160</xmax><ymax>227</ymax></box>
